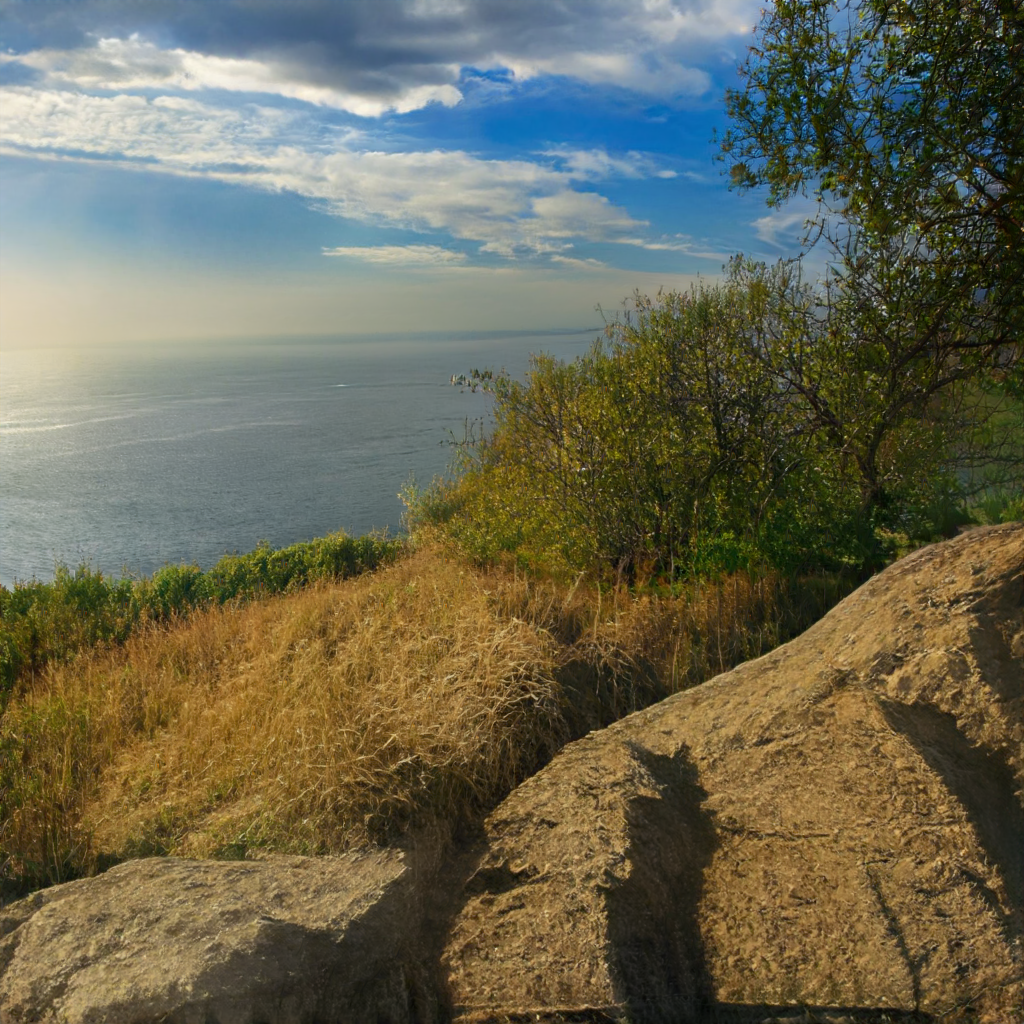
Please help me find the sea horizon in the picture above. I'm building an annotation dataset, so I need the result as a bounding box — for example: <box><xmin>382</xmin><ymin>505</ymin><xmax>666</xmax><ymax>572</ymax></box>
<box><xmin>0</xmin><ymin>327</ymin><xmax>601</xmax><ymax>586</ymax></box>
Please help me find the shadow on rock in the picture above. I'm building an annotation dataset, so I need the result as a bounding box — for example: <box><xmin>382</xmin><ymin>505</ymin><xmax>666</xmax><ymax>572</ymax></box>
<box><xmin>605</xmin><ymin>743</ymin><xmax>718</xmax><ymax>1022</ymax></box>
<box><xmin>877</xmin><ymin>698</ymin><xmax>1024</xmax><ymax>946</ymax></box>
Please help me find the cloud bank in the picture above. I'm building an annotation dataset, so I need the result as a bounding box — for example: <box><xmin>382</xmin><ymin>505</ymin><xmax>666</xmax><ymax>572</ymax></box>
<box><xmin>0</xmin><ymin>0</ymin><xmax>763</xmax><ymax>271</ymax></box>
<box><xmin>0</xmin><ymin>87</ymin><xmax>670</xmax><ymax>257</ymax></box>
<box><xmin>2</xmin><ymin>0</ymin><xmax>760</xmax><ymax>108</ymax></box>
<box><xmin>322</xmin><ymin>244</ymin><xmax>467</xmax><ymax>265</ymax></box>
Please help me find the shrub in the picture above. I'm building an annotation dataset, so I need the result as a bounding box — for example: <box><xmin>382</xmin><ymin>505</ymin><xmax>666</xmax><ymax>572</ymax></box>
<box><xmin>407</xmin><ymin>276</ymin><xmax>840</xmax><ymax>581</ymax></box>
<box><xmin>408</xmin><ymin>264</ymin><xmax>1022</xmax><ymax>582</ymax></box>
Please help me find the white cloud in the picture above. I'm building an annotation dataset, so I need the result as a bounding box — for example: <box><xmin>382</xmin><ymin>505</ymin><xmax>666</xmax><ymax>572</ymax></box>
<box><xmin>492</xmin><ymin>50</ymin><xmax>710</xmax><ymax>99</ymax></box>
<box><xmin>619</xmin><ymin>236</ymin><xmax>730</xmax><ymax>260</ymax></box>
<box><xmin>5</xmin><ymin>36</ymin><xmax>463</xmax><ymax>117</ymax></box>
<box><xmin>541</xmin><ymin>147</ymin><xmax>674</xmax><ymax>181</ymax></box>
<box><xmin>752</xmin><ymin>205</ymin><xmax>816</xmax><ymax>247</ymax></box>
<box><xmin>409</xmin><ymin>0</ymin><xmax>472</xmax><ymax>17</ymax></box>
<box><xmin>465</xmin><ymin>0</ymin><xmax>761</xmax><ymax>100</ymax></box>
<box><xmin>322</xmin><ymin>244</ymin><xmax>467</xmax><ymax>265</ymax></box>
<box><xmin>632</xmin><ymin>0</ymin><xmax>762</xmax><ymax>46</ymax></box>
<box><xmin>526</xmin><ymin>190</ymin><xmax>647</xmax><ymax>241</ymax></box>
<box><xmin>0</xmin><ymin>88</ymin><xmax>656</xmax><ymax>257</ymax></box>
<box><xmin>549</xmin><ymin>255</ymin><xmax>608</xmax><ymax>270</ymax></box>
<box><xmin>0</xmin><ymin>88</ymin><xmax>284</xmax><ymax>168</ymax></box>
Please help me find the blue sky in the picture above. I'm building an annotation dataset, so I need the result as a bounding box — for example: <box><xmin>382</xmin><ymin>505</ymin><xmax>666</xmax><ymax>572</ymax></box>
<box><xmin>0</xmin><ymin>0</ymin><xmax>809</xmax><ymax>347</ymax></box>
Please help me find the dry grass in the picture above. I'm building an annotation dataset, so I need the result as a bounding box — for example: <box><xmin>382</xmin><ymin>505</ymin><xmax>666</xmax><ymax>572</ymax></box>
<box><xmin>0</xmin><ymin>546</ymin><xmax>850</xmax><ymax>895</ymax></box>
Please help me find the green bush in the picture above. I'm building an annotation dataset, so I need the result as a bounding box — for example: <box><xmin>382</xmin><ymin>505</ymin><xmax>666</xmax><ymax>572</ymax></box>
<box><xmin>406</xmin><ymin>265</ymin><xmax>1020</xmax><ymax>583</ymax></box>
<box><xmin>0</xmin><ymin>567</ymin><xmax>141</xmax><ymax>694</ymax></box>
<box><xmin>406</xmin><ymin>275</ymin><xmax>838</xmax><ymax>580</ymax></box>
<box><xmin>142</xmin><ymin>564</ymin><xmax>211</xmax><ymax>619</ymax></box>
<box><xmin>970</xmin><ymin>489</ymin><xmax>1024</xmax><ymax>527</ymax></box>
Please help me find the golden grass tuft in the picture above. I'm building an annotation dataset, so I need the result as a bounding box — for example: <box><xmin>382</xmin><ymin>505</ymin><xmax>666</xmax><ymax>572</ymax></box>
<box><xmin>0</xmin><ymin>546</ymin><xmax>850</xmax><ymax>894</ymax></box>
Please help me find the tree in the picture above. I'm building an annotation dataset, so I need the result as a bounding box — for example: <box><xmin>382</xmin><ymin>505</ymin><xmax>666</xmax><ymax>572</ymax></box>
<box><xmin>718</xmin><ymin>0</ymin><xmax>1024</xmax><ymax>563</ymax></box>
<box><xmin>414</xmin><ymin>275</ymin><xmax>841</xmax><ymax>581</ymax></box>
<box><xmin>722</xmin><ymin>0</ymin><xmax>1024</xmax><ymax>373</ymax></box>
<box><xmin>728</xmin><ymin>254</ymin><xmax>996</xmax><ymax>564</ymax></box>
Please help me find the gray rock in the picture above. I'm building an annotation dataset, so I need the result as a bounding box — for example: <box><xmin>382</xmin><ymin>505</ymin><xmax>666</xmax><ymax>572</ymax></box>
<box><xmin>0</xmin><ymin>848</ymin><xmax>443</xmax><ymax>1024</ymax></box>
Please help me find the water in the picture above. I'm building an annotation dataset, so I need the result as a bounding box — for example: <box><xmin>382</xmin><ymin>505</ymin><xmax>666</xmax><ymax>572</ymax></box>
<box><xmin>0</xmin><ymin>329</ymin><xmax>599</xmax><ymax>585</ymax></box>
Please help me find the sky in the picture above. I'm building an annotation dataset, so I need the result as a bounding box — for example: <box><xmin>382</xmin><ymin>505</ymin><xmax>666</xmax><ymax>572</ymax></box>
<box><xmin>0</xmin><ymin>0</ymin><xmax>808</xmax><ymax>347</ymax></box>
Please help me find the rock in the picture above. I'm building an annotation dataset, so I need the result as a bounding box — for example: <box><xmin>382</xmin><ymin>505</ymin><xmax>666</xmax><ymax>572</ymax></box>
<box><xmin>443</xmin><ymin>523</ymin><xmax>1024</xmax><ymax>1022</ymax></box>
<box><xmin>2</xmin><ymin>525</ymin><xmax>1021</xmax><ymax>1023</ymax></box>
<box><xmin>0</xmin><ymin>847</ymin><xmax>446</xmax><ymax>1024</ymax></box>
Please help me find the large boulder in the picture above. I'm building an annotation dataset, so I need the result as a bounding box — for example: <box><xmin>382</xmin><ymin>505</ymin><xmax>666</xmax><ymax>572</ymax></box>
<box><xmin>0</xmin><ymin>847</ymin><xmax>449</xmax><ymax>1024</ymax></box>
<box><xmin>443</xmin><ymin>523</ymin><xmax>1024</xmax><ymax>1022</ymax></box>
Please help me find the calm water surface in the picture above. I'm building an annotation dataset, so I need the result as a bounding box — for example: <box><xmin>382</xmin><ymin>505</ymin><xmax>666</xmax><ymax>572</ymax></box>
<box><xmin>0</xmin><ymin>330</ymin><xmax>597</xmax><ymax>585</ymax></box>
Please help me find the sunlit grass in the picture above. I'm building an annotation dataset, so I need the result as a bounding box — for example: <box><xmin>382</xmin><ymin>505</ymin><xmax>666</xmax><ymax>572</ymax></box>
<box><xmin>0</xmin><ymin>544</ymin><xmax>852</xmax><ymax>897</ymax></box>
<box><xmin>0</xmin><ymin>531</ymin><xmax>403</xmax><ymax>696</ymax></box>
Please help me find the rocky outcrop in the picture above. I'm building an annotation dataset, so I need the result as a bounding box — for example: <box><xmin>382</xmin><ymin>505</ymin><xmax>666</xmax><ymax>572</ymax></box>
<box><xmin>0</xmin><ymin>847</ymin><xmax>449</xmax><ymax>1023</ymax></box>
<box><xmin>444</xmin><ymin>523</ymin><xmax>1024</xmax><ymax>1022</ymax></box>
<box><xmin>1</xmin><ymin>524</ymin><xmax>1021</xmax><ymax>1023</ymax></box>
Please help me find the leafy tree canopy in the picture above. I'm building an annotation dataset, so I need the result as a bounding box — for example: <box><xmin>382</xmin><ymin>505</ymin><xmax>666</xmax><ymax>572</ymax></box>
<box><xmin>723</xmin><ymin>0</ymin><xmax>1023</xmax><ymax>237</ymax></box>
<box><xmin>722</xmin><ymin>0</ymin><xmax>1023</xmax><ymax>360</ymax></box>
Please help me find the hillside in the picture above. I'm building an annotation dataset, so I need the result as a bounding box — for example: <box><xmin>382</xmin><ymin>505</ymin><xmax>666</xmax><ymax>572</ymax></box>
<box><xmin>1</xmin><ymin>545</ymin><xmax>824</xmax><ymax>895</ymax></box>
<box><xmin>0</xmin><ymin>524</ymin><xmax>1020</xmax><ymax>1023</ymax></box>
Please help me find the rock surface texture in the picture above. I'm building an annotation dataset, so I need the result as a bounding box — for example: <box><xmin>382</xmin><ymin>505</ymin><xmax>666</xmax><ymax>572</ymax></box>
<box><xmin>0</xmin><ymin>848</ymin><xmax>447</xmax><ymax>1023</ymax></box>
<box><xmin>445</xmin><ymin>523</ymin><xmax>1024</xmax><ymax>1023</ymax></box>
<box><xmin>1</xmin><ymin>524</ymin><xmax>1021</xmax><ymax>1023</ymax></box>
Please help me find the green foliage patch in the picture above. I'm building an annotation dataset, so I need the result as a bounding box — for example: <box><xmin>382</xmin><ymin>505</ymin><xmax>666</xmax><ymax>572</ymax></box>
<box><xmin>405</xmin><ymin>264</ymin><xmax>1022</xmax><ymax>584</ymax></box>
<box><xmin>0</xmin><ymin>532</ymin><xmax>403</xmax><ymax>699</ymax></box>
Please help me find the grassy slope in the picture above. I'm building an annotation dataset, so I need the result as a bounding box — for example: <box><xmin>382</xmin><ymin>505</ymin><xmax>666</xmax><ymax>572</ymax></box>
<box><xmin>0</xmin><ymin>531</ymin><xmax>403</xmax><ymax>691</ymax></box>
<box><xmin>0</xmin><ymin>545</ymin><xmax>851</xmax><ymax>897</ymax></box>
